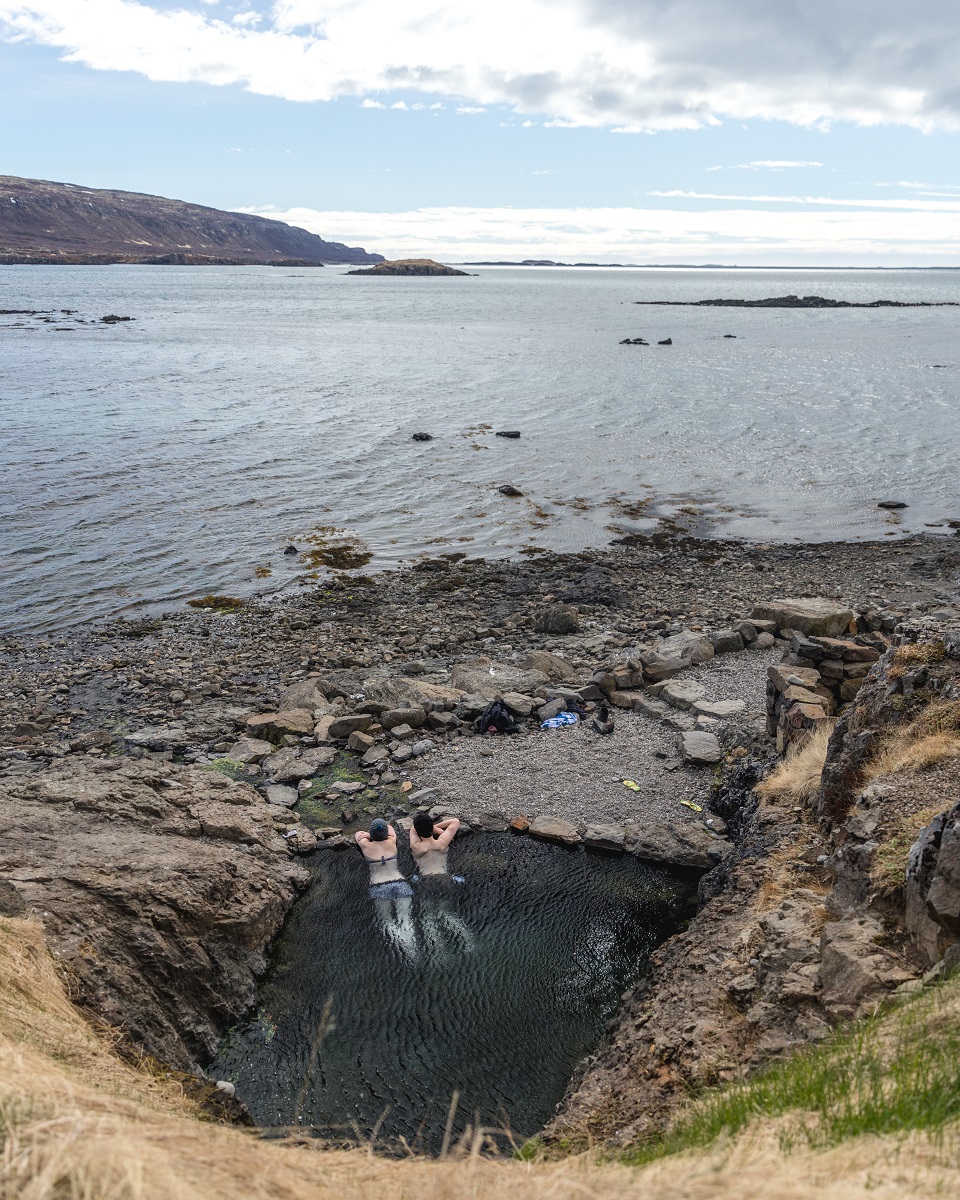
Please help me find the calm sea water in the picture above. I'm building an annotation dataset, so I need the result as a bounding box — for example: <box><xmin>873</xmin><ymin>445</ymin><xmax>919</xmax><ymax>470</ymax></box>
<box><xmin>212</xmin><ymin>834</ymin><xmax>687</xmax><ymax>1153</ymax></box>
<box><xmin>2</xmin><ymin>265</ymin><xmax>958</xmax><ymax>632</ymax></box>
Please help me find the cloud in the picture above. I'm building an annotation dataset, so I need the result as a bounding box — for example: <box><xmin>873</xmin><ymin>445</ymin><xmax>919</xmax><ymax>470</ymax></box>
<box><xmin>2</xmin><ymin>1</ymin><xmax>960</xmax><ymax>131</ymax></box>
<box><xmin>649</xmin><ymin>189</ymin><xmax>960</xmax><ymax>211</ymax></box>
<box><xmin>236</xmin><ymin>201</ymin><xmax>960</xmax><ymax>265</ymax></box>
<box><xmin>707</xmin><ymin>160</ymin><xmax>825</xmax><ymax>171</ymax></box>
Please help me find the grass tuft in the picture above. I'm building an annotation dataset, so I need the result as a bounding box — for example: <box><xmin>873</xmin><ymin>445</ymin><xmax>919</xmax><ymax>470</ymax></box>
<box><xmin>755</xmin><ymin>722</ymin><xmax>835</xmax><ymax>804</ymax></box>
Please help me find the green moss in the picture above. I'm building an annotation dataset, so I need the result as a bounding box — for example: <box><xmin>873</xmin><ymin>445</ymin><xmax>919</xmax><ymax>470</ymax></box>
<box><xmin>204</xmin><ymin>758</ymin><xmax>249</xmax><ymax>781</ymax></box>
<box><xmin>187</xmin><ymin>595</ymin><xmax>244</xmax><ymax>612</ymax></box>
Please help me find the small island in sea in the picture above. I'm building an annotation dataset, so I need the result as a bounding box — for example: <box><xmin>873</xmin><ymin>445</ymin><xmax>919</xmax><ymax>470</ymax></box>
<box><xmin>346</xmin><ymin>258</ymin><xmax>472</xmax><ymax>276</ymax></box>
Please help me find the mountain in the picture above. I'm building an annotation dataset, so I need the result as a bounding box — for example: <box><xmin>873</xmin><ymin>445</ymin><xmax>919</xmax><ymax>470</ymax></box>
<box><xmin>0</xmin><ymin>175</ymin><xmax>383</xmax><ymax>266</ymax></box>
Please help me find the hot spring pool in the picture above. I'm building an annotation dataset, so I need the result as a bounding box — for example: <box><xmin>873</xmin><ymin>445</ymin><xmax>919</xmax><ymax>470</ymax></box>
<box><xmin>212</xmin><ymin>833</ymin><xmax>691</xmax><ymax>1153</ymax></box>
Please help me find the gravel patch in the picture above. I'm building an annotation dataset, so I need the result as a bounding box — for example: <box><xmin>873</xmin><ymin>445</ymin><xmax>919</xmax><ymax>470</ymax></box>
<box><xmin>415</xmin><ymin>643</ymin><xmax>780</xmax><ymax>830</ymax></box>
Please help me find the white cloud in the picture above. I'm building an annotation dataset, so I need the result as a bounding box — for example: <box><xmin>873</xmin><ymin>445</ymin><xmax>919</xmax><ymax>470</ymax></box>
<box><xmin>707</xmin><ymin>160</ymin><xmax>825</xmax><ymax>171</ymax></box>
<box><xmin>3</xmin><ymin>1</ymin><xmax>960</xmax><ymax>131</ymax></box>
<box><xmin>237</xmin><ymin>201</ymin><xmax>960</xmax><ymax>265</ymax></box>
<box><xmin>360</xmin><ymin>98</ymin><xmax>383</xmax><ymax>108</ymax></box>
<box><xmin>649</xmin><ymin>189</ymin><xmax>960</xmax><ymax>211</ymax></box>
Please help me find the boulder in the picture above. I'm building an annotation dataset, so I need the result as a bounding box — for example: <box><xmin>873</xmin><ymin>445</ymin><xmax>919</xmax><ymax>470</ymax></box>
<box><xmin>658</xmin><ymin>630</ymin><xmax>715</xmax><ymax>665</ymax></box>
<box><xmin>327</xmin><ymin>714</ymin><xmax>373</xmax><ymax>739</ymax></box>
<box><xmin>818</xmin><ymin>916</ymin><xmax>907</xmax><ymax>1017</ymax></box>
<box><xmin>519</xmin><ymin>649</ymin><xmax>576</xmax><ymax>681</ymax></box>
<box><xmin>680</xmin><ymin>731</ymin><xmax>723</xmax><ymax>765</ymax></box>
<box><xmin>381</xmin><ymin>707</ymin><xmax>426</xmax><ymax>731</ymax></box>
<box><xmin>529</xmin><ymin>815</ymin><xmax>581</xmax><ymax>845</ymax></box>
<box><xmin>262</xmin><ymin>745</ymin><xmax>337</xmax><ymax>783</ymax></box>
<box><xmin>0</xmin><ymin>758</ymin><xmax>306</xmax><ymax>1071</ymax></box>
<box><xmin>224</xmin><ymin>737</ymin><xmax>275</xmax><ymax>764</ymax></box>
<box><xmin>752</xmin><ymin>598</ymin><xmax>855</xmax><ymax>639</ymax></box>
<box><xmin>628</xmin><ymin>821</ymin><xmax>731</xmax><ymax>870</ymax></box>
<box><xmin>362</xmin><ymin>677</ymin><xmax>465</xmax><ymax>709</ymax></box>
<box><xmin>450</xmin><ymin>658</ymin><xmax>549</xmax><ymax>699</ymax></box>
<box><xmin>531</xmin><ymin>604</ymin><xmax>580</xmax><ymax>635</ymax></box>
<box><xmin>638</xmin><ymin>650</ymin><xmax>685</xmax><ymax>682</ymax></box>
<box><xmin>347</xmin><ymin>731</ymin><xmax>374</xmax><ymax>752</ymax></box>
<box><xmin>661</xmin><ymin>680</ymin><xmax>707</xmax><ymax>711</ymax></box>
<box><xmin>278</xmin><ymin>678</ymin><xmax>329</xmax><ymax>714</ymax></box>
<box><xmin>245</xmin><ymin>709</ymin><xmax>315</xmax><ymax>742</ymax></box>
<box><xmin>709</xmin><ymin>628</ymin><xmax>745</xmax><ymax>655</ymax></box>
<box><xmin>768</xmin><ymin>663</ymin><xmax>822</xmax><ymax>692</ymax></box>
<box><xmin>501</xmin><ymin>692</ymin><xmax>535</xmax><ymax>717</ymax></box>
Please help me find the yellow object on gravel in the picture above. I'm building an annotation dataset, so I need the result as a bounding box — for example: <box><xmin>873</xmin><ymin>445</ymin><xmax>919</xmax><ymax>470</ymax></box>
<box><xmin>622</xmin><ymin>780</ymin><xmax>642</xmax><ymax>791</ymax></box>
<box><xmin>680</xmin><ymin>799</ymin><xmax>703</xmax><ymax>812</ymax></box>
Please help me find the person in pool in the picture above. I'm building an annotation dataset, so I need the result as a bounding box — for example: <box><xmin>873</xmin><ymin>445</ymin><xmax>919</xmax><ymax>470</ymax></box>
<box><xmin>409</xmin><ymin>811</ymin><xmax>461</xmax><ymax>876</ymax></box>
<box><xmin>355</xmin><ymin>818</ymin><xmax>415</xmax><ymax>958</ymax></box>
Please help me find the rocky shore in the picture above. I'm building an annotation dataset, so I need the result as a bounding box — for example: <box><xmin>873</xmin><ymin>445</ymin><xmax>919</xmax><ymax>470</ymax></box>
<box><xmin>2</xmin><ymin>532</ymin><xmax>959</xmax><ymax>1132</ymax></box>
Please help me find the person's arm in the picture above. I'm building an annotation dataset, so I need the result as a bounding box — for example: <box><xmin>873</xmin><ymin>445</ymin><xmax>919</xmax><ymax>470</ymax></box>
<box><xmin>355</xmin><ymin>830</ymin><xmax>370</xmax><ymax>847</ymax></box>
<box><xmin>434</xmin><ymin>818</ymin><xmax>460</xmax><ymax>848</ymax></box>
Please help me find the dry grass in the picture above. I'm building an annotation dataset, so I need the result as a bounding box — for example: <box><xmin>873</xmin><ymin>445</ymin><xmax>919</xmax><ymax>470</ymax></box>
<box><xmin>863</xmin><ymin>703</ymin><xmax>960</xmax><ymax>784</ymax></box>
<box><xmin>3</xmin><ymin>916</ymin><xmax>960</xmax><ymax>1200</ymax></box>
<box><xmin>755</xmin><ymin>722</ymin><xmax>835</xmax><ymax>804</ymax></box>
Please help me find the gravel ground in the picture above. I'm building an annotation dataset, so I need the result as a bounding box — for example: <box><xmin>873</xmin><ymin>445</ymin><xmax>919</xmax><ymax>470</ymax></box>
<box><xmin>415</xmin><ymin>642</ymin><xmax>780</xmax><ymax>829</ymax></box>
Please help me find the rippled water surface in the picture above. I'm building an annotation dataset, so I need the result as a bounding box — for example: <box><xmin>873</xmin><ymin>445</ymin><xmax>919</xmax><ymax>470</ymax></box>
<box><xmin>212</xmin><ymin>835</ymin><xmax>688</xmax><ymax>1153</ymax></box>
<box><xmin>2</xmin><ymin>265</ymin><xmax>959</xmax><ymax>630</ymax></box>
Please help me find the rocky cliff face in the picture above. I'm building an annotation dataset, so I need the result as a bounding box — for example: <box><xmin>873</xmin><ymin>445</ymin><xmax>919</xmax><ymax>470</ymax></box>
<box><xmin>0</xmin><ymin>176</ymin><xmax>383</xmax><ymax>265</ymax></box>
<box><xmin>547</xmin><ymin>618</ymin><xmax>960</xmax><ymax>1149</ymax></box>
<box><xmin>0</xmin><ymin>758</ymin><xmax>309</xmax><ymax>1071</ymax></box>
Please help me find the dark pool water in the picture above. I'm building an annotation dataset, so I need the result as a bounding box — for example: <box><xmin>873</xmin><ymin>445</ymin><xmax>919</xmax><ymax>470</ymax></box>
<box><xmin>212</xmin><ymin>833</ymin><xmax>690</xmax><ymax>1154</ymax></box>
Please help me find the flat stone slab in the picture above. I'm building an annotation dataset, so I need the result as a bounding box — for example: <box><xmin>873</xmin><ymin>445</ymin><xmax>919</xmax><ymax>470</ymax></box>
<box><xmin>628</xmin><ymin>820</ymin><xmax>731</xmax><ymax>870</ymax></box>
<box><xmin>584</xmin><ymin>823</ymin><xmax>626</xmax><ymax>851</ymax></box>
<box><xmin>265</xmin><ymin>785</ymin><xmax>299</xmax><ymax>807</ymax></box>
<box><xmin>225</xmin><ymin>737</ymin><xmax>275</xmax><ymax>764</ymax></box>
<box><xmin>691</xmin><ymin>699</ymin><xmax>746</xmax><ymax>719</ymax></box>
<box><xmin>529</xmin><ymin>815</ymin><xmax>581</xmax><ymax>845</ymax></box>
<box><xmin>752</xmin><ymin>598</ymin><xmax>855</xmax><ymax>639</ymax></box>
<box><xmin>263</xmin><ymin>745</ymin><xmax>337</xmax><ymax>783</ymax></box>
<box><xmin>657</xmin><ymin>630</ymin><xmax>715</xmax><ymax>665</ymax></box>
<box><xmin>680</xmin><ymin>730</ymin><xmax>723</xmax><ymax>765</ymax></box>
<box><xmin>660</xmin><ymin>680</ymin><xmax>708</xmax><ymax>711</ymax></box>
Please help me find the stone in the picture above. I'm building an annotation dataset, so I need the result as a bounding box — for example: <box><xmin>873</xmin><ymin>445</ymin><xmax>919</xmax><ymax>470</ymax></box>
<box><xmin>510</xmin><ymin>815</ymin><xmax>530</xmax><ymax>831</ymax></box>
<box><xmin>877</xmin><ymin>499</ymin><xmax>908</xmax><ymax>509</ymax></box>
<box><xmin>123</xmin><ymin>723</ymin><xmax>191</xmax><ymax>751</ymax></box>
<box><xmin>476</xmin><ymin>813</ymin><xmax>511</xmax><ymax>832</ymax></box>
<box><xmin>313</xmin><ymin>715</ymin><xmax>336</xmax><ymax>743</ymax></box>
<box><xmin>768</xmin><ymin>663</ymin><xmax>822</xmax><ymax>692</ymax></box>
<box><xmin>657</xmin><ymin>630</ymin><xmax>715</xmax><ymax>665</ymax></box>
<box><xmin>906</xmin><ymin>801</ymin><xmax>960</xmax><ymax>964</ymax></box>
<box><xmin>628</xmin><ymin>821</ymin><xmax>731</xmax><ymax>870</ymax></box>
<box><xmin>381</xmin><ymin>706</ymin><xmax>426</xmax><ymax>731</ymax></box>
<box><xmin>265</xmin><ymin>785</ymin><xmax>299</xmax><ymax>807</ymax></box>
<box><xmin>361</xmin><ymin>745</ymin><xmax>391</xmax><ymax>767</ymax></box>
<box><xmin>709</xmin><ymin>628</ymin><xmax>745</xmax><ymax>655</ymax></box>
<box><xmin>735</xmin><ymin>620</ymin><xmax>758</xmax><ymax>643</ymax></box>
<box><xmin>245</xmin><ymin>709</ymin><xmax>315</xmax><ymax>742</ymax></box>
<box><xmin>584</xmin><ymin>824</ymin><xmax>626</xmax><ymax>851</ymax></box>
<box><xmin>215</xmin><ymin>1080</ymin><xmax>236</xmax><ymax>1097</ymax></box>
<box><xmin>531</xmin><ymin>604</ymin><xmax>580</xmax><ymax>635</ymax></box>
<box><xmin>327</xmin><ymin>713</ymin><xmax>373</xmax><ymax>739</ymax></box>
<box><xmin>753</xmin><ymin>632</ymin><xmax>775</xmax><ymax>649</ymax></box>
<box><xmin>519</xmin><ymin>650</ymin><xmax>576</xmax><ymax>681</ymax></box>
<box><xmin>329</xmin><ymin>780</ymin><xmax>364</xmax><ymax>795</ymax></box>
<box><xmin>501</xmin><ymin>692</ymin><xmax>535</xmax><ymax>717</ymax></box>
<box><xmin>809</xmin><ymin>637</ymin><xmax>881</xmax><ymax>663</ymax></box>
<box><xmin>278</xmin><ymin>678</ymin><xmax>329</xmax><ymax>714</ymax></box>
<box><xmin>225</xmin><ymin>737</ymin><xmax>275</xmax><ymax>764</ymax></box>
<box><xmin>347</xmin><ymin>730</ymin><xmax>375</xmax><ymax>752</ymax></box>
<box><xmin>425</xmin><ymin>710</ymin><xmax>457</xmax><ymax>731</ymax></box>
<box><xmin>263</xmin><ymin>745</ymin><xmax>336</xmax><ymax>783</ymax></box>
<box><xmin>661</xmin><ymin>680</ymin><xmax>708</xmax><ymax>711</ymax></box>
<box><xmin>285</xmin><ymin>826</ymin><xmax>319</xmax><ymax>853</ymax></box>
<box><xmin>408</xmin><ymin>739</ymin><xmax>436</xmax><ymax>758</ymax></box>
<box><xmin>529</xmin><ymin>815</ymin><xmax>581</xmax><ymax>845</ymax></box>
<box><xmin>390</xmin><ymin>723</ymin><xmax>417</xmax><ymax>740</ymax></box>
<box><xmin>538</xmin><ymin>697</ymin><xmax>567</xmax><ymax>722</ymax></box>
<box><xmin>499</xmin><ymin>484</ymin><xmax>524</xmax><ymax>497</ymax></box>
<box><xmin>638</xmin><ymin>650</ymin><xmax>685</xmax><ymax>682</ymax></box>
<box><xmin>680</xmin><ymin>731</ymin><xmax>722</xmax><ymax>765</ymax></box>
<box><xmin>752</xmin><ymin>599</ymin><xmax>855</xmax><ymax>639</ymax></box>
<box><xmin>450</xmin><ymin>659</ymin><xmax>549</xmax><ymax>699</ymax></box>
<box><xmin>634</xmin><ymin>694</ymin><xmax>672</xmax><ymax>720</ymax></box>
<box><xmin>818</xmin><ymin>916</ymin><xmax>904</xmax><ymax>1016</ymax></box>
<box><xmin>692</xmin><ymin>699</ymin><xmax>746</xmax><ymax>719</ymax></box>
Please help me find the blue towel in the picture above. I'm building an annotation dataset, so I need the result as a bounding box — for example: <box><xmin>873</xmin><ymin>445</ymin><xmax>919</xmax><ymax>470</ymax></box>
<box><xmin>540</xmin><ymin>711</ymin><xmax>579</xmax><ymax>729</ymax></box>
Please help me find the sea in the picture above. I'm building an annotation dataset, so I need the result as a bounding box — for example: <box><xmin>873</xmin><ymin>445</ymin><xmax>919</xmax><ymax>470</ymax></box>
<box><xmin>2</xmin><ymin>264</ymin><xmax>958</xmax><ymax>633</ymax></box>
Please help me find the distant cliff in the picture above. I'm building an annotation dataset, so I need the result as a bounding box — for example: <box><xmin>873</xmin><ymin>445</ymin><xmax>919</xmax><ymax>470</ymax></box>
<box><xmin>0</xmin><ymin>176</ymin><xmax>383</xmax><ymax>266</ymax></box>
<box><xmin>347</xmin><ymin>258</ymin><xmax>470</xmax><ymax>276</ymax></box>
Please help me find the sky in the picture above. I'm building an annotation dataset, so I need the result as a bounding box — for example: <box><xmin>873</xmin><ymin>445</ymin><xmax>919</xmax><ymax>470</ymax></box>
<box><xmin>3</xmin><ymin>0</ymin><xmax>960</xmax><ymax>263</ymax></box>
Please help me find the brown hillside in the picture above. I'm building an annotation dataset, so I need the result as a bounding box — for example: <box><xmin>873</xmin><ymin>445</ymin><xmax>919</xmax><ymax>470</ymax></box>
<box><xmin>0</xmin><ymin>175</ymin><xmax>383</xmax><ymax>265</ymax></box>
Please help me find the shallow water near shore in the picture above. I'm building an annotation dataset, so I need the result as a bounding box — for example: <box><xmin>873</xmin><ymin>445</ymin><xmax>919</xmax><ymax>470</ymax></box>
<box><xmin>211</xmin><ymin>834</ymin><xmax>689</xmax><ymax>1154</ymax></box>
<box><xmin>2</xmin><ymin>264</ymin><xmax>959</xmax><ymax>632</ymax></box>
